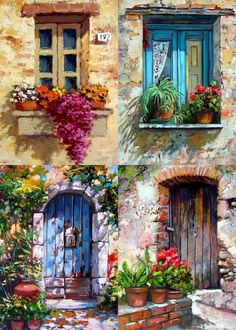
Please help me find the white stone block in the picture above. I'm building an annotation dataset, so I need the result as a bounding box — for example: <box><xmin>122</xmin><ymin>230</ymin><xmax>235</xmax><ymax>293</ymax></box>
<box><xmin>92</xmin><ymin>212</ymin><xmax>108</xmax><ymax>242</ymax></box>
<box><xmin>33</xmin><ymin>212</ymin><xmax>44</xmax><ymax>245</ymax></box>
<box><xmin>91</xmin><ymin>242</ymin><xmax>108</xmax><ymax>278</ymax></box>
<box><xmin>91</xmin><ymin>278</ymin><xmax>107</xmax><ymax>296</ymax></box>
<box><xmin>33</xmin><ymin>245</ymin><xmax>44</xmax><ymax>262</ymax></box>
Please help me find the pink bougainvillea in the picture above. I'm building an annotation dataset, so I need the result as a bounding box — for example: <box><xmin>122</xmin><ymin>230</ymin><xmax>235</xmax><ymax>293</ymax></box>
<box><xmin>46</xmin><ymin>93</ymin><xmax>94</xmax><ymax>164</ymax></box>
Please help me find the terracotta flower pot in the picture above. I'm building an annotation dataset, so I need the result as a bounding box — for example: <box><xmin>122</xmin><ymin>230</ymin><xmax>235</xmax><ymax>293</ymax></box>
<box><xmin>125</xmin><ymin>286</ymin><xmax>149</xmax><ymax>307</ymax></box>
<box><xmin>15</xmin><ymin>101</ymin><xmax>38</xmax><ymax>111</ymax></box>
<box><xmin>14</xmin><ymin>280</ymin><xmax>40</xmax><ymax>300</ymax></box>
<box><xmin>167</xmin><ymin>289</ymin><xmax>183</xmax><ymax>299</ymax></box>
<box><xmin>196</xmin><ymin>112</ymin><xmax>213</xmax><ymax>124</ymax></box>
<box><xmin>10</xmin><ymin>319</ymin><xmax>24</xmax><ymax>330</ymax></box>
<box><xmin>90</xmin><ymin>100</ymin><xmax>106</xmax><ymax>109</ymax></box>
<box><xmin>27</xmin><ymin>319</ymin><xmax>41</xmax><ymax>330</ymax></box>
<box><xmin>150</xmin><ymin>288</ymin><xmax>167</xmax><ymax>304</ymax></box>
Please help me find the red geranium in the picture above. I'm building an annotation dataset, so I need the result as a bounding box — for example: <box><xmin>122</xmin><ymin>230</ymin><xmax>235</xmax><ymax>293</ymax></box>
<box><xmin>195</xmin><ymin>85</ymin><xmax>205</xmax><ymax>94</ymax></box>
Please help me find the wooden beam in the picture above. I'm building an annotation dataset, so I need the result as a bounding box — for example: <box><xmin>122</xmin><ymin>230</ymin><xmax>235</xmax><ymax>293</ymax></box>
<box><xmin>126</xmin><ymin>7</ymin><xmax>235</xmax><ymax>17</ymax></box>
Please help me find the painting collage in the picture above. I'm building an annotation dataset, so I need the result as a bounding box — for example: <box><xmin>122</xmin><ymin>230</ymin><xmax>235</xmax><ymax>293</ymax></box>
<box><xmin>0</xmin><ymin>1</ymin><xmax>236</xmax><ymax>329</ymax></box>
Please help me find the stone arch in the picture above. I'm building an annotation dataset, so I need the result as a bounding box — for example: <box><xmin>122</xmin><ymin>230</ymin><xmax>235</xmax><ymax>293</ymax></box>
<box><xmin>33</xmin><ymin>179</ymin><xmax>109</xmax><ymax>297</ymax></box>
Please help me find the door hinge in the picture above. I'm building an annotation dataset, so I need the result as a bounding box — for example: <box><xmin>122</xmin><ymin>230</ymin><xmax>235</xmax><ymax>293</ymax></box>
<box><xmin>166</xmin><ymin>226</ymin><xmax>174</xmax><ymax>232</ymax></box>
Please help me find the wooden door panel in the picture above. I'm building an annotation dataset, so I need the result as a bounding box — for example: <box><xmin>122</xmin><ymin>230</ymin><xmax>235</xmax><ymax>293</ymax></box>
<box><xmin>44</xmin><ymin>193</ymin><xmax>91</xmax><ymax>299</ymax></box>
<box><xmin>170</xmin><ymin>184</ymin><xmax>219</xmax><ymax>289</ymax></box>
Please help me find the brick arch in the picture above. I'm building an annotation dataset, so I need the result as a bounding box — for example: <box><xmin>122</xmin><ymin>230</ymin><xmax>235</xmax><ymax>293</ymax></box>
<box><xmin>154</xmin><ymin>166</ymin><xmax>220</xmax><ymax>187</ymax></box>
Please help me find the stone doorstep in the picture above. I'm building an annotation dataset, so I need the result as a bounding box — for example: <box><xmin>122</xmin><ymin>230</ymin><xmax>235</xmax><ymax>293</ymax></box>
<box><xmin>12</xmin><ymin>108</ymin><xmax>113</xmax><ymax>137</ymax></box>
<box><xmin>46</xmin><ymin>298</ymin><xmax>97</xmax><ymax>310</ymax></box>
<box><xmin>119</xmin><ymin>297</ymin><xmax>192</xmax><ymax>315</ymax></box>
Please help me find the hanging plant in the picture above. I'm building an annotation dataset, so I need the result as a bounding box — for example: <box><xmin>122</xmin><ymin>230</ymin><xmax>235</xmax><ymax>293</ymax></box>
<box><xmin>46</xmin><ymin>93</ymin><xmax>94</xmax><ymax>164</ymax></box>
<box><xmin>143</xmin><ymin>24</ymin><xmax>150</xmax><ymax>50</ymax></box>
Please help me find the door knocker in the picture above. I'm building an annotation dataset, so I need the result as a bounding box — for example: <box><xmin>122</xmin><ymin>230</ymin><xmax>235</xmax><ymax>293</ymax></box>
<box><xmin>64</xmin><ymin>220</ymin><xmax>79</xmax><ymax>248</ymax></box>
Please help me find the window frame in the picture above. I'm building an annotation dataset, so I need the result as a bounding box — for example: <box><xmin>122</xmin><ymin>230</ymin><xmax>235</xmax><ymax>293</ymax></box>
<box><xmin>35</xmin><ymin>23</ymin><xmax>81</xmax><ymax>89</ymax></box>
<box><xmin>144</xmin><ymin>23</ymin><xmax>213</xmax><ymax>104</ymax></box>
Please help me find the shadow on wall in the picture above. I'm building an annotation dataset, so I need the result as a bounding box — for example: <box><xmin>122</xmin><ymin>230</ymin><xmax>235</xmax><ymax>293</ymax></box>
<box><xmin>0</xmin><ymin>100</ymin><xmax>66</xmax><ymax>164</ymax></box>
<box><xmin>119</xmin><ymin>99</ymin><xmax>221</xmax><ymax>165</ymax></box>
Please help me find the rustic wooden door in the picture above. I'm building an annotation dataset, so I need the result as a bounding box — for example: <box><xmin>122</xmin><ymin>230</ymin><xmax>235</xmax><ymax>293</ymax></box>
<box><xmin>169</xmin><ymin>184</ymin><xmax>219</xmax><ymax>289</ymax></box>
<box><xmin>44</xmin><ymin>193</ymin><xmax>91</xmax><ymax>299</ymax></box>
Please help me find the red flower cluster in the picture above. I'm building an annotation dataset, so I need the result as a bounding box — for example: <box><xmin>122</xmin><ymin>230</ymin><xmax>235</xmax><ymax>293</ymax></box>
<box><xmin>37</xmin><ymin>86</ymin><xmax>58</xmax><ymax>102</ymax></box>
<box><xmin>152</xmin><ymin>247</ymin><xmax>189</xmax><ymax>272</ymax></box>
<box><xmin>143</xmin><ymin>24</ymin><xmax>149</xmax><ymax>50</ymax></box>
<box><xmin>189</xmin><ymin>84</ymin><xmax>221</xmax><ymax>101</ymax></box>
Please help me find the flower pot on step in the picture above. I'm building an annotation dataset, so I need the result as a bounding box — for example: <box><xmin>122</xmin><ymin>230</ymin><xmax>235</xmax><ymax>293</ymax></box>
<box><xmin>90</xmin><ymin>100</ymin><xmax>106</xmax><ymax>109</ymax></box>
<box><xmin>10</xmin><ymin>319</ymin><xmax>24</xmax><ymax>330</ymax></box>
<box><xmin>196</xmin><ymin>112</ymin><xmax>213</xmax><ymax>124</ymax></box>
<box><xmin>14</xmin><ymin>280</ymin><xmax>40</xmax><ymax>301</ymax></box>
<box><xmin>37</xmin><ymin>99</ymin><xmax>49</xmax><ymax>109</ymax></box>
<box><xmin>125</xmin><ymin>286</ymin><xmax>149</xmax><ymax>307</ymax></box>
<box><xmin>27</xmin><ymin>319</ymin><xmax>41</xmax><ymax>330</ymax></box>
<box><xmin>150</xmin><ymin>288</ymin><xmax>167</xmax><ymax>304</ymax></box>
<box><xmin>15</xmin><ymin>101</ymin><xmax>38</xmax><ymax>111</ymax></box>
<box><xmin>167</xmin><ymin>289</ymin><xmax>183</xmax><ymax>299</ymax></box>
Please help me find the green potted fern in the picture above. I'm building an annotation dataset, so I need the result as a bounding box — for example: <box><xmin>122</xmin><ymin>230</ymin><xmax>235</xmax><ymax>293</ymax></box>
<box><xmin>118</xmin><ymin>249</ymin><xmax>151</xmax><ymax>307</ymax></box>
<box><xmin>140</xmin><ymin>76</ymin><xmax>180</xmax><ymax>123</ymax></box>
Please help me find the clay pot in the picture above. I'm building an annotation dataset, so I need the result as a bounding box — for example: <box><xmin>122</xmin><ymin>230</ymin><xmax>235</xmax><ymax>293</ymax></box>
<box><xmin>167</xmin><ymin>289</ymin><xmax>183</xmax><ymax>299</ymax></box>
<box><xmin>150</xmin><ymin>288</ymin><xmax>167</xmax><ymax>304</ymax></box>
<box><xmin>15</xmin><ymin>101</ymin><xmax>38</xmax><ymax>111</ymax></box>
<box><xmin>10</xmin><ymin>319</ymin><xmax>24</xmax><ymax>330</ymax></box>
<box><xmin>90</xmin><ymin>100</ymin><xmax>106</xmax><ymax>109</ymax></box>
<box><xmin>125</xmin><ymin>286</ymin><xmax>149</xmax><ymax>307</ymax></box>
<box><xmin>14</xmin><ymin>280</ymin><xmax>40</xmax><ymax>300</ymax></box>
<box><xmin>27</xmin><ymin>319</ymin><xmax>41</xmax><ymax>330</ymax></box>
<box><xmin>196</xmin><ymin>112</ymin><xmax>213</xmax><ymax>124</ymax></box>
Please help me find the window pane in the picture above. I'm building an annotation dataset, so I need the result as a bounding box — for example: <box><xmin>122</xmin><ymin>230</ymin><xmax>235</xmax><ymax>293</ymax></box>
<box><xmin>64</xmin><ymin>55</ymin><xmax>77</xmax><ymax>72</ymax></box>
<box><xmin>40</xmin><ymin>78</ymin><xmax>53</xmax><ymax>88</ymax></box>
<box><xmin>153</xmin><ymin>41</ymin><xmax>171</xmax><ymax>82</ymax></box>
<box><xmin>63</xmin><ymin>29</ymin><xmax>77</xmax><ymax>49</ymax></box>
<box><xmin>39</xmin><ymin>55</ymin><xmax>53</xmax><ymax>73</ymax></box>
<box><xmin>39</xmin><ymin>29</ymin><xmax>52</xmax><ymax>49</ymax></box>
<box><xmin>65</xmin><ymin>77</ymin><xmax>77</xmax><ymax>91</ymax></box>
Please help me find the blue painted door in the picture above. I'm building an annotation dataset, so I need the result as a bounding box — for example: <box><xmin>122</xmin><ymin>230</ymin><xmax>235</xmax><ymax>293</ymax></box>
<box><xmin>44</xmin><ymin>193</ymin><xmax>92</xmax><ymax>299</ymax></box>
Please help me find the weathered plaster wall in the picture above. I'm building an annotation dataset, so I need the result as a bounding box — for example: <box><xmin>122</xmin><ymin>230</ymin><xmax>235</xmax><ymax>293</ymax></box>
<box><xmin>0</xmin><ymin>0</ymin><xmax>118</xmax><ymax>165</ymax></box>
<box><xmin>119</xmin><ymin>166</ymin><xmax>236</xmax><ymax>295</ymax></box>
<box><xmin>119</xmin><ymin>0</ymin><xmax>236</xmax><ymax>165</ymax></box>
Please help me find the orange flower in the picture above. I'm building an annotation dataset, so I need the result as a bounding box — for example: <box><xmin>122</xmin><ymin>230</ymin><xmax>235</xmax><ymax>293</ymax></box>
<box><xmin>37</xmin><ymin>86</ymin><xmax>49</xmax><ymax>93</ymax></box>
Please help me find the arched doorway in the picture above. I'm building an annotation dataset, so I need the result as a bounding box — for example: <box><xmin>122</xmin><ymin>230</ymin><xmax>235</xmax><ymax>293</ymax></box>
<box><xmin>44</xmin><ymin>192</ymin><xmax>92</xmax><ymax>299</ymax></box>
<box><xmin>169</xmin><ymin>183</ymin><xmax>219</xmax><ymax>289</ymax></box>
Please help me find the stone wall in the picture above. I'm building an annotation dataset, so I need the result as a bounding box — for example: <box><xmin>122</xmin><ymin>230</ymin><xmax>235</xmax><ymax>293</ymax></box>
<box><xmin>119</xmin><ymin>298</ymin><xmax>192</xmax><ymax>329</ymax></box>
<box><xmin>0</xmin><ymin>0</ymin><xmax>118</xmax><ymax>165</ymax></box>
<box><xmin>119</xmin><ymin>0</ymin><xmax>236</xmax><ymax>165</ymax></box>
<box><xmin>119</xmin><ymin>166</ymin><xmax>236</xmax><ymax>300</ymax></box>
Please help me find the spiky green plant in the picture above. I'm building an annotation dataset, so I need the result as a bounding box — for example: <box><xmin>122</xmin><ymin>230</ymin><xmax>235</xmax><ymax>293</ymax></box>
<box><xmin>118</xmin><ymin>261</ymin><xmax>149</xmax><ymax>289</ymax></box>
<box><xmin>140</xmin><ymin>76</ymin><xmax>181</xmax><ymax>123</ymax></box>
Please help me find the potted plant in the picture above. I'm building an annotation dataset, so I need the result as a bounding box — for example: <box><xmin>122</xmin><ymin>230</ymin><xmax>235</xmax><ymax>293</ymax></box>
<box><xmin>188</xmin><ymin>81</ymin><xmax>221</xmax><ymax>124</ymax></box>
<box><xmin>140</xmin><ymin>76</ymin><xmax>181</xmax><ymax>123</ymax></box>
<box><xmin>0</xmin><ymin>294</ymin><xmax>26</xmax><ymax>330</ymax></box>
<box><xmin>10</xmin><ymin>83</ymin><xmax>39</xmax><ymax>110</ymax></box>
<box><xmin>79</xmin><ymin>83</ymin><xmax>110</xmax><ymax>109</ymax></box>
<box><xmin>149</xmin><ymin>264</ymin><xmax>167</xmax><ymax>304</ymax></box>
<box><xmin>25</xmin><ymin>294</ymin><xmax>54</xmax><ymax>330</ymax></box>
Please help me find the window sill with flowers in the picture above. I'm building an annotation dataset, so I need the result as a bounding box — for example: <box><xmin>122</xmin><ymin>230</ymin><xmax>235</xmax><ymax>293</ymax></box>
<box><xmin>138</xmin><ymin>78</ymin><xmax>223</xmax><ymax>130</ymax></box>
<box><xmin>10</xmin><ymin>83</ymin><xmax>113</xmax><ymax>164</ymax></box>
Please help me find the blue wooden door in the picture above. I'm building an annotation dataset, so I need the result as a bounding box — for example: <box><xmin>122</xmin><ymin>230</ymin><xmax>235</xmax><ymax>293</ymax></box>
<box><xmin>44</xmin><ymin>193</ymin><xmax>91</xmax><ymax>299</ymax></box>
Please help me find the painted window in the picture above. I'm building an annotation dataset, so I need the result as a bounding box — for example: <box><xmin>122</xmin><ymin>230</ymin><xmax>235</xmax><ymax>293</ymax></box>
<box><xmin>36</xmin><ymin>23</ymin><xmax>80</xmax><ymax>90</ymax></box>
<box><xmin>144</xmin><ymin>24</ymin><xmax>213</xmax><ymax>103</ymax></box>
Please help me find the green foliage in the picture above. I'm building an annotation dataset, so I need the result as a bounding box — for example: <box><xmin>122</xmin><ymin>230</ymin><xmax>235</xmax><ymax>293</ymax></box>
<box><xmin>172</xmin><ymin>105</ymin><xmax>195</xmax><ymax>124</ymax></box>
<box><xmin>149</xmin><ymin>270</ymin><xmax>166</xmax><ymax>289</ymax></box>
<box><xmin>140</xmin><ymin>76</ymin><xmax>181</xmax><ymax>123</ymax></box>
<box><xmin>0</xmin><ymin>230</ymin><xmax>42</xmax><ymax>296</ymax></box>
<box><xmin>97</xmin><ymin>269</ymin><xmax>118</xmax><ymax>313</ymax></box>
<box><xmin>165</xmin><ymin>266</ymin><xmax>193</xmax><ymax>296</ymax></box>
<box><xmin>0</xmin><ymin>166</ymin><xmax>47</xmax><ymax>235</ymax></box>
<box><xmin>118</xmin><ymin>166</ymin><xmax>147</xmax><ymax>191</ymax></box>
<box><xmin>0</xmin><ymin>293</ymin><xmax>55</xmax><ymax>325</ymax></box>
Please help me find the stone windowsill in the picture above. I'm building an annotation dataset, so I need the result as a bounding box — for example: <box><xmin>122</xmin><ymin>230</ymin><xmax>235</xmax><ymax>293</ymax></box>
<box><xmin>139</xmin><ymin>122</ymin><xmax>223</xmax><ymax>130</ymax></box>
<box><xmin>13</xmin><ymin>108</ymin><xmax>113</xmax><ymax>137</ymax></box>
